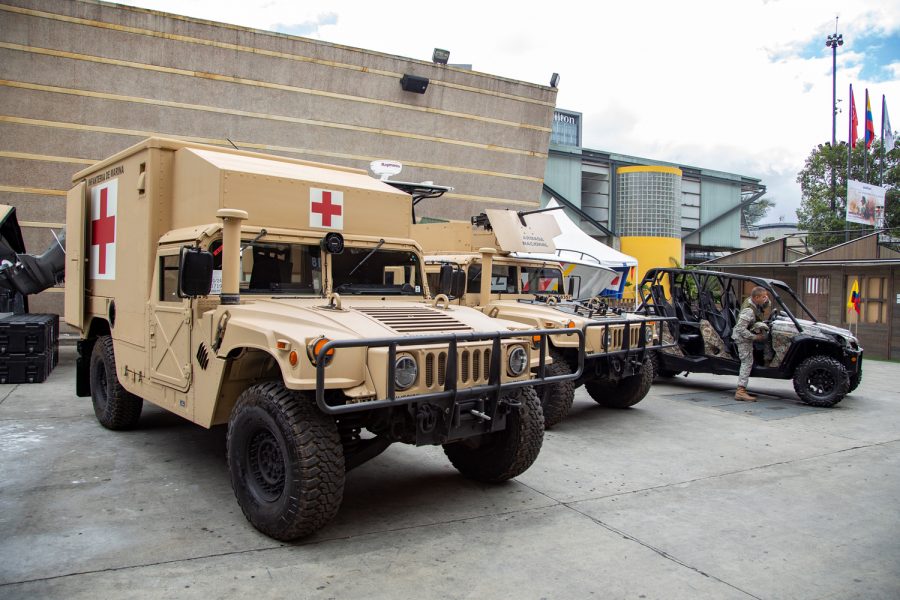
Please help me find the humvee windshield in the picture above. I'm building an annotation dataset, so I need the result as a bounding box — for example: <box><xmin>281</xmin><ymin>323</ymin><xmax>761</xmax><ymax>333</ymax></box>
<box><xmin>332</xmin><ymin>247</ymin><xmax>423</xmax><ymax>296</ymax></box>
<box><xmin>209</xmin><ymin>239</ymin><xmax>323</xmax><ymax>295</ymax></box>
<box><xmin>521</xmin><ymin>266</ymin><xmax>564</xmax><ymax>295</ymax></box>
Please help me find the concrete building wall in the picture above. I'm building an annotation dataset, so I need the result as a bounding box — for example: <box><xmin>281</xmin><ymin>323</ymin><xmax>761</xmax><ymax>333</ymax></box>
<box><xmin>0</xmin><ymin>0</ymin><xmax>557</xmax><ymax>316</ymax></box>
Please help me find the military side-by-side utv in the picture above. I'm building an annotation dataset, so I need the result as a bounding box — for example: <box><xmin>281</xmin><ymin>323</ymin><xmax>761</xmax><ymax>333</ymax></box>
<box><xmin>64</xmin><ymin>138</ymin><xmax>584</xmax><ymax>540</ymax></box>
<box><xmin>637</xmin><ymin>268</ymin><xmax>863</xmax><ymax>407</ymax></box>
<box><xmin>385</xmin><ymin>185</ymin><xmax>676</xmax><ymax>427</ymax></box>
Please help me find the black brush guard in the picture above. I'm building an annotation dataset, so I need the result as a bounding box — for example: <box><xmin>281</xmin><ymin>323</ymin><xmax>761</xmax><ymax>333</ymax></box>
<box><xmin>314</xmin><ymin>328</ymin><xmax>584</xmax><ymax>415</ymax></box>
<box><xmin>582</xmin><ymin>316</ymin><xmax>679</xmax><ymax>360</ymax></box>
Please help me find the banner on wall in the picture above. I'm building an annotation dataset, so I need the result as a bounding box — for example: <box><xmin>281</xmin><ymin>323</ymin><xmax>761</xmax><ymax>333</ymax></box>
<box><xmin>846</xmin><ymin>180</ymin><xmax>886</xmax><ymax>227</ymax></box>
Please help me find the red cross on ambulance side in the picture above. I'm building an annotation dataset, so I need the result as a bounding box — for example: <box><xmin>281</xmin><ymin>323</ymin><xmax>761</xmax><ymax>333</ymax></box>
<box><xmin>310</xmin><ymin>188</ymin><xmax>344</xmax><ymax>230</ymax></box>
<box><xmin>90</xmin><ymin>180</ymin><xmax>118</xmax><ymax>280</ymax></box>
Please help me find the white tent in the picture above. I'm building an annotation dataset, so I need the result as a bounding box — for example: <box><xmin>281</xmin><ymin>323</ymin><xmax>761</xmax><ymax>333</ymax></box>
<box><xmin>513</xmin><ymin>199</ymin><xmax>637</xmax><ymax>298</ymax></box>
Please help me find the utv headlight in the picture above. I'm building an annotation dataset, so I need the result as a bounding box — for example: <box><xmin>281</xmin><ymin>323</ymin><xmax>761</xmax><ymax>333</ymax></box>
<box><xmin>644</xmin><ymin>324</ymin><xmax>654</xmax><ymax>342</ymax></box>
<box><xmin>507</xmin><ymin>345</ymin><xmax>529</xmax><ymax>377</ymax></box>
<box><xmin>394</xmin><ymin>354</ymin><xmax>418</xmax><ymax>390</ymax></box>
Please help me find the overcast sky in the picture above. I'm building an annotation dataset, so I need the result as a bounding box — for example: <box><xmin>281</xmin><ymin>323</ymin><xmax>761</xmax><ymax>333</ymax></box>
<box><xmin>118</xmin><ymin>0</ymin><xmax>900</xmax><ymax>223</ymax></box>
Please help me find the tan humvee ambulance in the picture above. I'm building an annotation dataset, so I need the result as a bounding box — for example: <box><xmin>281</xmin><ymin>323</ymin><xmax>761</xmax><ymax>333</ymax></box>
<box><xmin>401</xmin><ymin>201</ymin><xmax>675</xmax><ymax>428</ymax></box>
<box><xmin>64</xmin><ymin>138</ymin><xmax>582</xmax><ymax>541</ymax></box>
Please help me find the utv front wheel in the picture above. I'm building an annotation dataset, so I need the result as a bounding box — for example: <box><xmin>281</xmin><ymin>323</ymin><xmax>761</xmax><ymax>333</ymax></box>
<box><xmin>584</xmin><ymin>358</ymin><xmax>654</xmax><ymax>409</ymax></box>
<box><xmin>227</xmin><ymin>382</ymin><xmax>345</xmax><ymax>541</ymax></box>
<box><xmin>90</xmin><ymin>335</ymin><xmax>143</xmax><ymax>430</ymax></box>
<box><xmin>792</xmin><ymin>355</ymin><xmax>849</xmax><ymax>407</ymax></box>
<box><xmin>443</xmin><ymin>386</ymin><xmax>543</xmax><ymax>482</ymax></box>
<box><xmin>650</xmin><ymin>352</ymin><xmax>680</xmax><ymax>379</ymax></box>
<box><xmin>538</xmin><ymin>350</ymin><xmax>575</xmax><ymax>429</ymax></box>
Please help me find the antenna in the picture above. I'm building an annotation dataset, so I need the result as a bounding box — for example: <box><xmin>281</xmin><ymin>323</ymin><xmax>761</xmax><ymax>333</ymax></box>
<box><xmin>226</xmin><ymin>138</ymin><xmax>240</xmax><ymax>150</ymax></box>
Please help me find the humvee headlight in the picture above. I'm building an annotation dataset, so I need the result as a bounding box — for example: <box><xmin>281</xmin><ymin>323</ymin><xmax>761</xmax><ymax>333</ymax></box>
<box><xmin>507</xmin><ymin>345</ymin><xmax>528</xmax><ymax>377</ymax></box>
<box><xmin>307</xmin><ymin>336</ymin><xmax>335</xmax><ymax>366</ymax></box>
<box><xmin>394</xmin><ymin>354</ymin><xmax>418</xmax><ymax>390</ymax></box>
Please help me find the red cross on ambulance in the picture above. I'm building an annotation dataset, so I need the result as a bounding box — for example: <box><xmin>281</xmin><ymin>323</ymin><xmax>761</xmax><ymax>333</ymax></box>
<box><xmin>90</xmin><ymin>180</ymin><xmax>118</xmax><ymax>280</ymax></box>
<box><xmin>309</xmin><ymin>188</ymin><xmax>344</xmax><ymax>230</ymax></box>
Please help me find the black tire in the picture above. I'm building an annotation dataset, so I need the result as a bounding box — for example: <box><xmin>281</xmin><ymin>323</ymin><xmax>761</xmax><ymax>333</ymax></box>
<box><xmin>90</xmin><ymin>335</ymin><xmax>143</xmax><ymax>430</ymax></box>
<box><xmin>227</xmin><ymin>382</ymin><xmax>345</xmax><ymax>541</ymax></box>
<box><xmin>443</xmin><ymin>386</ymin><xmax>543</xmax><ymax>483</ymax></box>
<box><xmin>792</xmin><ymin>355</ymin><xmax>849</xmax><ymax>408</ymax></box>
<box><xmin>538</xmin><ymin>350</ymin><xmax>575</xmax><ymax>429</ymax></box>
<box><xmin>848</xmin><ymin>371</ymin><xmax>862</xmax><ymax>393</ymax></box>
<box><xmin>649</xmin><ymin>352</ymin><xmax>679</xmax><ymax>379</ymax></box>
<box><xmin>584</xmin><ymin>358</ymin><xmax>654</xmax><ymax>409</ymax></box>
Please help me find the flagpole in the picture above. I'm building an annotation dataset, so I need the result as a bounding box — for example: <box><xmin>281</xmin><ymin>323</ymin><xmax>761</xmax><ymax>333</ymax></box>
<box><xmin>863</xmin><ymin>89</ymin><xmax>869</xmax><ymax>182</ymax></box>
<box><xmin>881</xmin><ymin>95</ymin><xmax>886</xmax><ymax>186</ymax></box>
<box><xmin>847</xmin><ymin>84</ymin><xmax>853</xmax><ymax>187</ymax></box>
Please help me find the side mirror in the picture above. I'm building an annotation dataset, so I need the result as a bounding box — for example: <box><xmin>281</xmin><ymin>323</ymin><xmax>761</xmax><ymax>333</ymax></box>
<box><xmin>567</xmin><ymin>277</ymin><xmax>575</xmax><ymax>297</ymax></box>
<box><xmin>450</xmin><ymin>270</ymin><xmax>466</xmax><ymax>298</ymax></box>
<box><xmin>438</xmin><ymin>263</ymin><xmax>453</xmax><ymax>296</ymax></box>
<box><xmin>179</xmin><ymin>247</ymin><xmax>214</xmax><ymax>298</ymax></box>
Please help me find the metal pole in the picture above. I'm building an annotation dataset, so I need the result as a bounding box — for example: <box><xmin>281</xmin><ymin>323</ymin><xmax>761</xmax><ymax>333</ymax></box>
<box><xmin>826</xmin><ymin>25</ymin><xmax>843</xmax><ymax>210</ymax></box>
<box><xmin>831</xmin><ymin>41</ymin><xmax>837</xmax><ymax>147</ymax></box>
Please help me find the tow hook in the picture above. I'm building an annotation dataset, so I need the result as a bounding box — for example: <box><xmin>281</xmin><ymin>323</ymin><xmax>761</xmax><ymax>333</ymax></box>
<box><xmin>417</xmin><ymin>404</ymin><xmax>439</xmax><ymax>433</ymax></box>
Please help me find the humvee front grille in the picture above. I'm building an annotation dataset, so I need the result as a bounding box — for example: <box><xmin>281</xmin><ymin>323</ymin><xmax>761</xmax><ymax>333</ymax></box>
<box><xmin>422</xmin><ymin>347</ymin><xmax>491</xmax><ymax>389</ymax></box>
<box><xmin>355</xmin><ymin>306</ymin><xmax>472</xmax><ymax>333</ymax></box>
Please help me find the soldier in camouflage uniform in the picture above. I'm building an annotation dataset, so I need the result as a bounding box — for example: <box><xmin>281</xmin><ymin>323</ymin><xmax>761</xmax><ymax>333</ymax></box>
<box><xmin>730</xmin><ymin>286</ymin><xmax>770</xmax><ymax>401</ymax></box>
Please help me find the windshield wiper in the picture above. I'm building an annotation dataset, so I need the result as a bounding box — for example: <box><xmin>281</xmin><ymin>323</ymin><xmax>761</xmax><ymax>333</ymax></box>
<box><xmin>347</xmin><ymin>238</ymin><xmax>385</xmax><ymax>277</ymax></box>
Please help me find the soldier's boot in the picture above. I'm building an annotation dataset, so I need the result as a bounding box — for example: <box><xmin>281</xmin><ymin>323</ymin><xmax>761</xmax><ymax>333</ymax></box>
<box><xmin>734</xmin><ymin>387</ymin><xmax>757</xmax><ymax>402</ymax></box>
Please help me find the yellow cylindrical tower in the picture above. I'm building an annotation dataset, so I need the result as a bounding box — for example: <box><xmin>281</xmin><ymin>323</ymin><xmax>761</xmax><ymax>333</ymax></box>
<box><xmin>616</xmin><ymin>166</ymin><xmax>683</xmax><ymax>298</ymax></box>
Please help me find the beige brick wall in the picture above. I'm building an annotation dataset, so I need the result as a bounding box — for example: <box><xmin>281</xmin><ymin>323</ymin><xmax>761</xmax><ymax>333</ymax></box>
<box><xmin>0</xmin><ymin>0</ymin><xmax>556</xmax><ymax>317</ymax></box>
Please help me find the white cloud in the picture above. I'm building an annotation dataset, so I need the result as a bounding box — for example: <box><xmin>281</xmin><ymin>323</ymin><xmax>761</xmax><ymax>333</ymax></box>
<box><xmin>118</xmin><ymin>0</ymin><xmax>900</xmax><ymax>222</ymax></box>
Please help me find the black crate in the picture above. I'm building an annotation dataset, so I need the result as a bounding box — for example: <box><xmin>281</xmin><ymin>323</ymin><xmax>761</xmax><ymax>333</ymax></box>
<box><xmin>0</xmin><ymin>313</ymin><xmax>59</xmax><ymax>356</ymax></box>
<box><xmin>0</xmin><ymin>351</ymin><xmax>53</xmax><ymax>384</ymax></box>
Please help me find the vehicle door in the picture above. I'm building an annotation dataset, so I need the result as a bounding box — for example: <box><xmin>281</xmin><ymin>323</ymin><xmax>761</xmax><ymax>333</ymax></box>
<box><xmin>149</xmin><ymin>246</ymin><xmax>192</xmax><ymax>391</ymax></box>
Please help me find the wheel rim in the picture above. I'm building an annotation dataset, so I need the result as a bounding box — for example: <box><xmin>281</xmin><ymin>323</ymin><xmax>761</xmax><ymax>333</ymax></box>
<box><xmin>246</xmin><ymin>428</ymin><xmax>286</xmax><ymax>502</ymax></box>
<box><xmin>806</xmin><ymin>367</ymin><xmax>835</xmax><ymax>397</ymax></box>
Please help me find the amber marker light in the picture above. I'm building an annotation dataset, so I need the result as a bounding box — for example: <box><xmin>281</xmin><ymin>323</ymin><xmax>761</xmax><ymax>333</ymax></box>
<box><xmin>289</xmin><ymin>350</ymin><xmax>299</xmax><ymax>366</ymax></box>
<box><xmin>531</xmin><ymin>334</ymin><xmax>543</xmax><ymax>348</ymax></box>
<box><xmin>307</xmin><ymin>336</ymin><xmax>335</xmax><ymax>366</ymax></box>
<box><xmin>566</xmin><ymin>320</ymin><xmax>576</xmax><ymax>329</ymax></box>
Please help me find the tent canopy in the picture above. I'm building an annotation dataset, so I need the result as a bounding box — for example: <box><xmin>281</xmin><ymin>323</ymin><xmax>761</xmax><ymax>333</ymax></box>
<box><xmin>513</xmin><ymin>200</ymin><xmax>637</xmax><ymax>297</ymax></box>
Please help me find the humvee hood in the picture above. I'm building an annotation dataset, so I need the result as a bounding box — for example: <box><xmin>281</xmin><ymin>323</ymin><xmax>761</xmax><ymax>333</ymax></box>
<box><xmin>225</xmin><ymin>298</ymin><xmax>530</xmax><ymax>339</ymax></box>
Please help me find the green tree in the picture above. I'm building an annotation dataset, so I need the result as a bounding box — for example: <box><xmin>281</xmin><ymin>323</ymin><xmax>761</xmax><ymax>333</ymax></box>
<box><xmin>796</xmin><ymin>139</ymin><xmax>898</xmax><ymax>251</ymax></box>
<box><xmin>742</xmin><ymin>196</ymin><xmax>775</xmax><ymax>226</ymax></box>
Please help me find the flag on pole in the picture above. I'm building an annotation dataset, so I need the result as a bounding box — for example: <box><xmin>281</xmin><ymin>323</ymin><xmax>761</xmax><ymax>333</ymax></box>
<box><xmin>884</xmin><ymin>96</ymin><xmax>895</xmax><ymax>153</ymax></box>
<box><xmin>849</xmin><ymin>85</ymin><xmax>858</xmax><ymax>148</ymax></box>
<box><xmin>847</xmin><ymin>279</ymin><xmax>861</xmax><ymax>315</ymax></box>
<box><xmin>865</xmin><ymin>90</ymin><xmax>876</xmax><ymax>148</ymax></box>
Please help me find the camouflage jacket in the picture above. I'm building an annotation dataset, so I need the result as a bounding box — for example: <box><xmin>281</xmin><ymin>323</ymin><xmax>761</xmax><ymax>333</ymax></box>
<box><xmin>731</xmin><ymin>297</ymin><xmax>764</xmax><ymax>343</ymax></box>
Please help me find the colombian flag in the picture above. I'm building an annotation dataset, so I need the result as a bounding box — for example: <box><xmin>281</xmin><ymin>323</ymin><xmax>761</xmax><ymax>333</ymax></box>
<box><xmin>865</xmin><ymin>90</ymin><xmax>876</xmax><ymax>148</ymax></box>
<box><xmin>847</xmin><ymin>279</ymin><xmax>861</xmax><ymax>315</ymax></box>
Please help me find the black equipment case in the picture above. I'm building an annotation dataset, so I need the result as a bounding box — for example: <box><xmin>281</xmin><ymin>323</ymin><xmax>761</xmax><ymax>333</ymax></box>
<box><xmin>0</xmin><ymin>313</ymin><xmax>59</xmax><ymax>383</ymax></box>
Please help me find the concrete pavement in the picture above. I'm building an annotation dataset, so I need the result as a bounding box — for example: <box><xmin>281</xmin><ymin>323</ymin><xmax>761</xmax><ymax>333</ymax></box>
<box><xmin>1</xmin><ymin>347</ymin><xmax>898</xmax><ymax>599</ymax></box>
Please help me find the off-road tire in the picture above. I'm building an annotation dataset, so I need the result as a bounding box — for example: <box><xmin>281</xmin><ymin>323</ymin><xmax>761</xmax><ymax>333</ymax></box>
<box><xmin>227</xmin><ymin>382</ymin><xmax>344</xmax><ymax>541</ymax></box>
<box><xmin>848</xmin><ymin>371</ymin><xmax>862</xmax><ymax>393</ymax></box>
<box><xmin>443</xmin><ymin>386</ymin><xmax>543</xmax><ymax>483</ymax></box>
<box><xmin>538</xmin><ymin>350</ymin><xmax>575</xmax><ymax>429</ymax></box>
<box><xmin>584</xmin><ymin>358</ymin><xmax>654</xmax><ymax>409</ymax></box>
<box><xmin>90</xmin><ymin>335</ymin><xmax>143</xmax><ymax>430</ymax></box>
<box><xmin>792</xmin><ymin>355</ymin><xmax>849</xmax><ymax>408</ymax></box>
<box><xmin>649</xmin><ymin>352</ymin><xmax>679</xmax><ymax>379</ymax></box>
